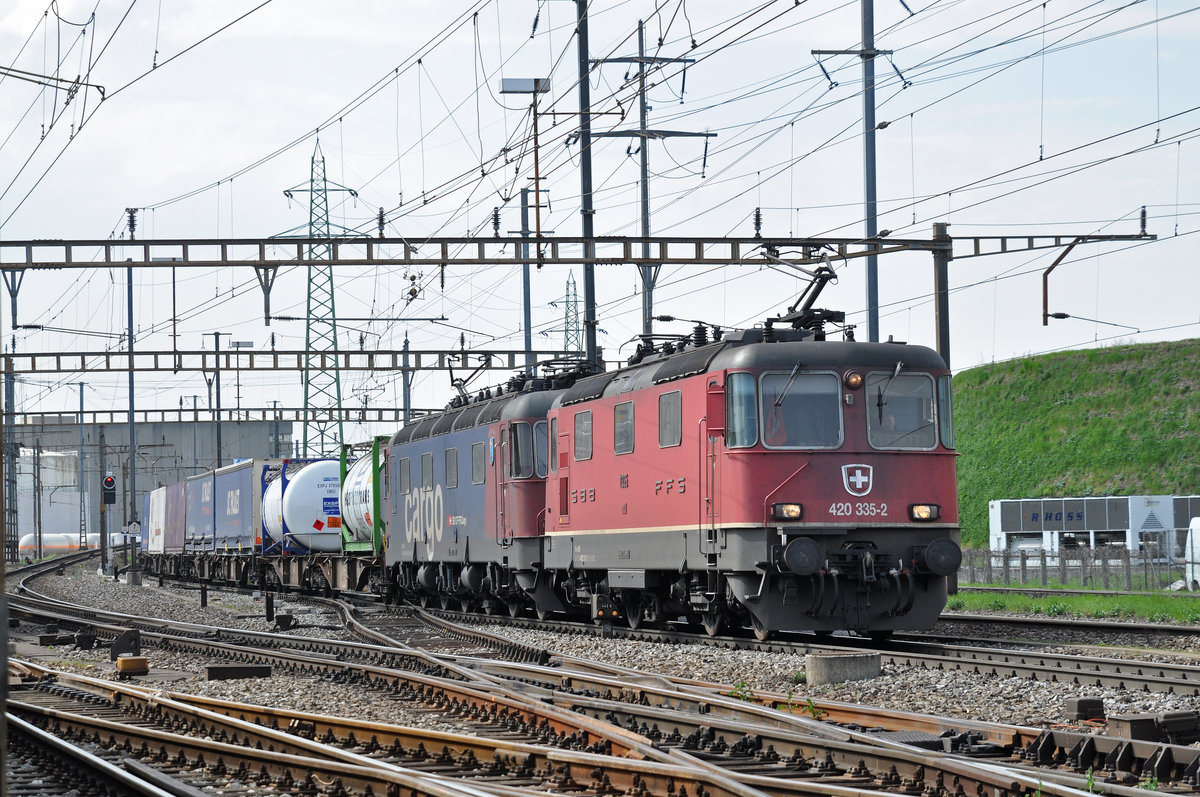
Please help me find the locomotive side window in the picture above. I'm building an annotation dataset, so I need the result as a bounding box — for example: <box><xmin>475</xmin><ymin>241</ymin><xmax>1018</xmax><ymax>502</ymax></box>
<box><xmin>471</xmin><ymin>442</ymin><xmax>486</xmax><ymax>485</ymax></box>
<box><xmin>398</xmin><ymin>458</ymin><xmax>411</xmax><ymax>495</ymax></box>
<box><xmin>548</xmin><ymin>418</ymin><xmax>558</xmax><ymax>473</ymax></box>
<box><xmin>760</xmin><ymin>371</ymin><xmax>842</xmax><ymax>448</ymax></box>
<box><xmin>866</xmin><ymin>372</ymin><xmax>938</xmax><ymax>450</ymax></box>
<box><xmin>725</xmin><ymin>372</ymin><xmax>758</xmax><ymax>448</ymax></box>
<box><xmin>574</xmin><ymin>411</ymin><xmax>593</xmax><ymax>461</ymax></box>
<box><xmin>938</xmin><ymin>374</ymin><xmax>956</xmax><ymax>450</ymax></box>
<box><xmin>445</xmin><ymin>448</ymin><xmax>458</xmax><ymax>489</ymax></box>
<box><xmin>534</xmin><ymin>421</ymin><xmax>549</xmax><ymax>477</ymax></box>
<box><xmin>421</xmin><ymin>452</ymin><xmax>434</xmax><ymax>490</ymax></box>
<box><xmin>614</xmin><ymin>401</ymin><xmax>634</xmax><ymax>455</ymax></box>
<box><xmin>658</xmin><ymin>390</ymin><xmax>682</xmax><ymax>448</ymax></box>
<box><xmin>512</xmin><ymin>422</ymin><xmax>535</xmax><ymax>478</ymax></box>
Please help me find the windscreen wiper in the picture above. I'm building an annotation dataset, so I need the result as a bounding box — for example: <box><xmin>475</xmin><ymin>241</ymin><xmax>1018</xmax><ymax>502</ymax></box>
<box><xmin>875</xmin><ymin>361</ymin><xmax>904</xmax><ymax>423</ymax></box>
<box><xmin>774</xmin><ymin>364</ymin><xmax>802</xmax><ymax>407</ymax></box>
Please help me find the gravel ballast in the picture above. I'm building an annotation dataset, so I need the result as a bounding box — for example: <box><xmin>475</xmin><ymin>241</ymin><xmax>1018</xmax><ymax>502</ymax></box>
<box><xmin>12</xmin><ymin>565</ymin><xmax>1200</xmax><ymax>735</ymax></box>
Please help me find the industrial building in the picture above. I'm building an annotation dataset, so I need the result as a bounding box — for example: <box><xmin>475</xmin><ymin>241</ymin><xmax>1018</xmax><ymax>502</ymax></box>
<box><xmin>5</xmin><ymin>414</ymin><xmax>290</xmax><ymax>559</ymax></box>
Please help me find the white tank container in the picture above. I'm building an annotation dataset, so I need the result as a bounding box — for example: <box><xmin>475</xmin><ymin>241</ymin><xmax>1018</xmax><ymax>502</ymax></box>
<box><xmin>339</xmin><ymin>455</ymin><xmax>376</xmax><ymax>544</ymax></box>
<box><xmin>262</xmin><ymin>460</ymin><xmax>343</xmax><ymax>552</ymax></box>
<box><xmin>19</xmin><ymin>532</ymin><xmax>82</xmax><ymax>557</ymax></box>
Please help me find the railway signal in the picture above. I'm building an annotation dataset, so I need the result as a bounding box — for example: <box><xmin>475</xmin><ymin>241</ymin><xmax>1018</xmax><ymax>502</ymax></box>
<box><xmin>102</xmin><ymin>474</ymin><xmax>116</xmax><ymax>505</ymax></box>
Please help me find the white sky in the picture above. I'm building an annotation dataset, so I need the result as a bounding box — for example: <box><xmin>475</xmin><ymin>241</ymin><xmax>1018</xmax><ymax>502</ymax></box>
<box><xmin>1</xmin><ymin>0</ymin><xmax>1196</xmax><ymax>440</ymax></box>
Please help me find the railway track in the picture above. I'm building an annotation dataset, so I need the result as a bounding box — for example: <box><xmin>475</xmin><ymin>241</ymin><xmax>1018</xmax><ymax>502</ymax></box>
<box><xmin>936</xmin><ymin>611</ymin><xmax>1200</xmax><ymax>641</ymax></box>
<box><xmin>440</xmin><ymin>609</ymin><xmax>1200</xmax><ymax>697</ymax></box>
<box><xmin>10</xmin><ymin>556</ymin><xmax>1200</xmax><ymax>796</ymax></box>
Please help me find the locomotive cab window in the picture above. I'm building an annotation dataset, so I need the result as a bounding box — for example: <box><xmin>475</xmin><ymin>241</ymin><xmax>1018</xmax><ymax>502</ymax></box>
<box><xmin>726</xmin><ymin>372</ymin><xmax>758</xmax><ymax>448</ymax></box>
<box><xmin>574</xmin><ymin>410</ymin><xmax>593</xmax><ymax>461</ymax></box>
<box><xmin>471</xmin><ymin>442</ymin><xmax>486</xmax><ymax>485</ymax></box>
<box><xmin>938</xmin><ymin>374</ymin><xmax>955</xmax><ymax>450</ymax></box>
<box><xmin>866</xmin><ymin>372</ymin><xmax>938</xmax><ymax>450</ymax></box>
<box><xmin>534</xmin><ymin>421</ymin><xmax>549</xmax><ymax>477</ymax></box>
<box><xmin>398</xmin><ymin>458</ymin><xmax>411</xmax><ymax>495</ymax></box>
<box><xmin>614</xmin><ymin>401</ymin><xmax>634</xmax><ymax>455</ymax></box>
<box><xmin>445</xmin><ymin>447</ymin><xmax>458</xmax><ymax>489</ymax></box>
<box><xmin>759</xmin><ymin>371</ymin><xmax>842</xmax><ymax>448</ymax></box>
<box><xmin>421</xmin><ymin>452</ymin><xmax>434</xmax><ymax>490</ymax></box>
<box><xmin>658</xmin><ymin>390</ymin><xmax>682</xmax><ymax>448</ymax></box>
<box><xmin>510</xmin><ymin>422</ymin><xmax>536</xmax><ymax>479</ymax></box>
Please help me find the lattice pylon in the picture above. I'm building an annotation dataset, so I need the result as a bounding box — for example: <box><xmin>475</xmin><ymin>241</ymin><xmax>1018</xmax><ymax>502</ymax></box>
<box><xmin>301</xmin><ymin>141</ymin><xmax>343</xmax><ymax>456</ymax></box>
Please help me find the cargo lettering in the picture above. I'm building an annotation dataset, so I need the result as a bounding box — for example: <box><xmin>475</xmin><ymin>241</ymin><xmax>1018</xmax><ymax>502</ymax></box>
<box><xmin>404</xmin><ymin>483</ymin><xmax>444</xmax><ymax>559</ymax></box>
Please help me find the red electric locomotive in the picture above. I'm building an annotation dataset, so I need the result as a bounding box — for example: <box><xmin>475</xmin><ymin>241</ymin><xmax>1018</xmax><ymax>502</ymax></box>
<box><xmin>536</xmin><ymin>284</ymin><xmax>960</xmax><ymax>638</ymax></box>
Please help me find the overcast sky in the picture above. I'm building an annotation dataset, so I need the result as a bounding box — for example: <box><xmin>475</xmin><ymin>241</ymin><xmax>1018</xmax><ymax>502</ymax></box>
<box><xmin>1</xmin><ymin>0</ymin><xmax>1196</xmax><ymax>437</ymax></box>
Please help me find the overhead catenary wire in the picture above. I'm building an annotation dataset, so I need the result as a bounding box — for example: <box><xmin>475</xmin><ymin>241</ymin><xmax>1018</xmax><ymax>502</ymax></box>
<box><xmin>3</xmin><ymin>1</ymin><xmax>1196</xmax><ymax>417</ymax></box>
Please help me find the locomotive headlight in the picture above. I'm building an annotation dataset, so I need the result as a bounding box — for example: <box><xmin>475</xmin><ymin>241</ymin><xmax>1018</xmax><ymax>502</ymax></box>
<box><xmin>772</xmin><ymin>503</ymin><xmax>803</xmax><ymax>521</ymax></box>
<box><xmin>844</xmin><ymin>371</ymin><xmax>863</xmax><ymax>390</ymax></box>
<box><xmin>909</xmin><ymin>504</ymin><xmax>941</xmax><ymax>522</ymax></box>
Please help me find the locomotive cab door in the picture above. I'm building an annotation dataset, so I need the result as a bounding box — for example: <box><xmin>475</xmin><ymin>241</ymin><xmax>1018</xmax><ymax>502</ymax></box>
<box><xmin>702</xmin><ymin>376</ymin><xmax>725</xmax><ymax>559</ymax></box>
<box><xmin>498</xmin><ymin>427</ymin><xmax>513</xmax><ymax>543</ymax></box>
<box><xmin>556</xmin><ymin>427</ymin><xmax>570</xmax><ymax>526</ymax></box>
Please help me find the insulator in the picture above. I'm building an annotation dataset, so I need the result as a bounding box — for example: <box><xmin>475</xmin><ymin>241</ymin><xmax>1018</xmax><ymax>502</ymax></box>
<box><xmin>753</xmin><ymin>207</ymin><xmax>762</xmax><ymax>239</ymax></box>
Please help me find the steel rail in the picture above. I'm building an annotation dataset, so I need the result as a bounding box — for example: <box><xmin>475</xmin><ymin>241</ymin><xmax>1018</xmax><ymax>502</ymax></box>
<box><xmin>11</xmin><ymin>662</ymin><xmax>769</xmax><ymax>797</ymax></box>
<box><xmin>9</xmin><ymin>690</ymin><xmax>499</xmax><ymax>796</ymax></box>
<box><xmin>5</xmin><ymin>712</ymin><xmax>182</xmax><ymax>797</ymax></box>
<box><xmin>444</xmin><ymin>610</ymin><xmax>1200</xmax><ymax>696</ymax></box>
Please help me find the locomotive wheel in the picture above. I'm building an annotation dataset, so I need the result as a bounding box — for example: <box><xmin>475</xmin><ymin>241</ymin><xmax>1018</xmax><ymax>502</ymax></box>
<box><xmin>483</xmin><ymin>601</ymin><xmax>498</xmax><ymax>616</ymax></box>
<box><xmin>507</xmin><ymin>600</ymin><xmax>523</xmax><ymax>618</ymax></box>
<box><xmin>701</xmin><ymin>606</ymin><xmax>725</xmax><ymax>637</ymax></box>
<box><xmin>419</xmin><ymin>594</ymin><xmax>433</xmax><ymax>609</ymax></box>
<box><xmin>440</xmin><ymin>595</ymin><xmax>455</xmax><ymax>611</ymax></box>
<box><xmin>751</xmin><ymin>614</ymin><xmax>774</xmax><ymax>642</ymax></box>
<box><xmin>535</xmin><ymin>606</ymin><xmax>552</xmax><ymax>621</ymax></box>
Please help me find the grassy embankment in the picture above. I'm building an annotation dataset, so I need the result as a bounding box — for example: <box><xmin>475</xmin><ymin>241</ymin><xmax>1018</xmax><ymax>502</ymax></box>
<box><xmin>946</xmin><ymin>591</ymin><xmax>1200</xmax><ymax>624</ymax></box>
<box><xmin>950</xmin><ymin>339</ymin><xmax>1200</xmax><ymax>618</ymax></box>
<box><xmin>953</xmin><ymin>339</ymin><xmax>1200</xmax><ymax>548</ymax></box>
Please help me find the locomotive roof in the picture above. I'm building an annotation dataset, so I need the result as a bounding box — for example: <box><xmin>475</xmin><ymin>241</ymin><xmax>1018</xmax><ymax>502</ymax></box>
<box><xmin>711</xmin><ymin>336</ymin><xmax>947</xmax><ymax>371</ymax></box>
<box><xmin>391</xmin><ymin>331</ymin><xmax>947</xmax><ymax>443</ymax></box>
<box><xmin>390</xmin><ymin>386</ymin><xmax>564</xmax><ymax>445</ymax></box>
<box><xmin>547</xmin><ymin>331</ymin><xmax>946</xmax><ymax>408</ymax></box>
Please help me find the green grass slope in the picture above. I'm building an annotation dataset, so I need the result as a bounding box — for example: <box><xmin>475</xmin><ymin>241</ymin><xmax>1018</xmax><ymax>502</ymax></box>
<box><xmin>953</xmin><ymin>339</ymin><xmax>1200</xmax><ymax>547</ymax></box>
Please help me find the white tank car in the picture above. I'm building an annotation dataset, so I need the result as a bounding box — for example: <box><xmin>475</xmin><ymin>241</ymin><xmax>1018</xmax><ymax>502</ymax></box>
<box><xmin>262</xmin><ymin>460</ymin><xmax>344</xmax><ymax>552</ymax></box>
<box><xmin>19</xmin><ymin>532</ymin><xmax>120</xmax><ymax>559</ymax></box>
<box><xmin>339</xmin><ymin>454</ymin><xmax>376</xmax><ymax>544</ymax></box>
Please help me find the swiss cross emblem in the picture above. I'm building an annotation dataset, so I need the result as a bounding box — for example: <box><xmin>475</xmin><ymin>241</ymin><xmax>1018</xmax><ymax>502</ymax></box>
<box><xmin>841</xmin><ymin>464</ymin><xmax>873</xmax><ymax>497</ymax></box>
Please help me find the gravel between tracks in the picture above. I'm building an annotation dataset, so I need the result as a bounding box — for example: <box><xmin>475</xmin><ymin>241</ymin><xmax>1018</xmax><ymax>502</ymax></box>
<box><xmin>13</xmin><ymin>565</ymin><xmax>1200</xmax><ymax>736</ymax></box>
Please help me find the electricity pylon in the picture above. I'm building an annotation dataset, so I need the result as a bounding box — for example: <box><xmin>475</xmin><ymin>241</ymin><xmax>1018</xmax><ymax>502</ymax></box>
<box><xmin>280</xmin><ymin>139</ymin><xmax>359</xmax><ymax>456</ymax></box>
<box><xmin>545</xmin><ymin>271</ymin><xmax>583</xmax><ymax>357</ymax></box>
